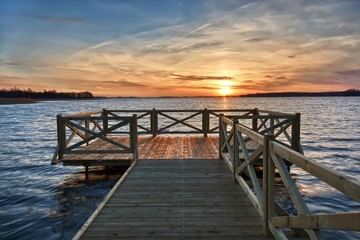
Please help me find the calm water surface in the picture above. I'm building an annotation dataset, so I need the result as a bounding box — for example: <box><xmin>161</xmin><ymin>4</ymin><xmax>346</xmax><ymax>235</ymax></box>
<box><xmin>0</xmin><ymin>97</ymin><xmax>359</xmax><ymax>239</ymax></box>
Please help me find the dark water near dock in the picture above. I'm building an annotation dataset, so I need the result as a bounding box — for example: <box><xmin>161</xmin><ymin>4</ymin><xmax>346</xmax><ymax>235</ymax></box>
<box><xmin>0</xmin><ymin>97</ymin><xmax>359</xmax><ymax>239</ymax></box>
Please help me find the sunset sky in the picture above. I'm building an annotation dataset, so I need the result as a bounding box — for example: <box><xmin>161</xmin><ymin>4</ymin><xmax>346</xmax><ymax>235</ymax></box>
<box><xmin>1</xmin><ymin>0</ymin><xmax>360</xmax><ymax>97</ymax></box>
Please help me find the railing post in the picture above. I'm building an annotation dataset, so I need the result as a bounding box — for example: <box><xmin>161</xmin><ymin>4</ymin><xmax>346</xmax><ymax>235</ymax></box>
<box><xmin>102</xmin><ymin>109</ymin><xmax>108</xmax><ymax>136</ymax></box>
<box><xmin>151</xmin><ymin>108</ymin><xmax>158</xmax><ymax>137</ymax></box>
<box><xmin>57</xmin><ymin>115</ymin><xmax>65</xmax><ymax>159</ymax></box>
<box><xmin>232</xmin><ymin>120</ymin><xmax>239</xmax><ymax>183</ymax></box>
<box><xmin>252</xmin><ymin>108</ymin><xmax>258</xmax><ymax>131</ymax></box>
<box><xmin>85</xmin><ymin>120</ymin><xmax>90</xmax><ymax>146</ymax></box>
<box><xmin>219</xmin><ymin>114</ymin><xmax>225</xmax><ymax>159</ymax></box>
<box><xmin>270</xmin><ymin>117</ymin><xmax>274</xmax><ymax>135</ymax></box>
<box><xmin>263</xmin><ymin>134</ymin><xmax>275</xmax><ymax>237</ymax></box>
<box><xmin>130</xmin><ymin>114</ymin><xmax>138</xmax><ymax>160</ymax></box>
<box><xmin>203</xmin><ymin>108</ymin><xmax>209</xmax><ymax>137</ymax></box>
<box><xmin>291</xmin><ymin>113</ymin><xmax>301</xmax><ymax>152</ymax></box>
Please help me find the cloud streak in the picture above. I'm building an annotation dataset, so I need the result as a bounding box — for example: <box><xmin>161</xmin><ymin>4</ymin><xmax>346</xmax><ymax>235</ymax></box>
<box><xmin>18</xmin><ymin>13</ymin><xmax>87</xmax><ymax>24</ymax></box>
<box><xmin>171</xmin><ymin>74</ymin><xmax>233</xmax><ymax>81</ymax></box>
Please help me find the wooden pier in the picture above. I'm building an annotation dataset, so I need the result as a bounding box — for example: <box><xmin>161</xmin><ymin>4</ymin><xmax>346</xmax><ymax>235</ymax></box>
<box><xmin>52</xmin><ymin>109</ymin><xmax>360</xmax><ymax>239</ymax></box>
<box><xmin>75</xmin><ymin>159</ymin><xmax>266</xmax><ymax>239</ymax></box>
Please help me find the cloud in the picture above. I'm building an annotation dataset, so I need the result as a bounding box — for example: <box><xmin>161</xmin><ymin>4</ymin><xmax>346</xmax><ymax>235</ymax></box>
<box><xmin>4</xmin><ymin>62</ymin><xmax>22</xmax><ymax>66</ymax></box>
<box><xmin>0</xmin><ymin>75</ymin><xmax>25</xmax><ymax>80</ymax></box>
<box><xmin>233</xmin><ymin>79</ymin><xmax>295</xmax><ymax>91</ymax></box>
<box><xmin>184</xmin><ymin>23</ymin><xmax>211</xmax><ymax>37</ymax></box>
<box><xmin>171</xmin><ymin>41</ymin><xmax>224</xmax><ymax>53</ymax></box>
<box><xmin>18</xmin><ymin>13</ymin><xmax>87</xmax><ymax>24</ymax></box>
<box><xmin>100</xmin><ymin>79</ymin><xmax>149</xmax><ymax>88</ymax></box>
<box><xmin>336</xmin><ymin>69</ymin><xmax>360</xmax><ymax>76</ymax></box>
<box><xmin>244</xmin><ymin>38</ymin><xmax>268</xmax><ymax>42</ymax></box>
<box><xmin>171</xmin><ymin>74</ymin><xmax>233</xmax><ymax>81</ymax></box>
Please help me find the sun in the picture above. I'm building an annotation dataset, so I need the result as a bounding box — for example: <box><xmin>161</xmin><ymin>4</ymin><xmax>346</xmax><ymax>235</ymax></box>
<box><xmin>219</xmin><ymin>87</ymin><xmax>232</xmax><ymax>96</ymax></box>
<box><xmin>217</xmin><ymin>80</ymin><xmax>233</xmax><ymax>96</ymax></box>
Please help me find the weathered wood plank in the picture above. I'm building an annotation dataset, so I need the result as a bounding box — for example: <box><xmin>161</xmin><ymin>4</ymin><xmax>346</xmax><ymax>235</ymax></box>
<box><xmin>272</xmin><ymin>212</ymin><xmax>360</xmax><ymax>231</ymax></box>
<box><xmin>77</xmin><ymin>159</ymin><xmax>269</xmax><ymax>239</ymax></box>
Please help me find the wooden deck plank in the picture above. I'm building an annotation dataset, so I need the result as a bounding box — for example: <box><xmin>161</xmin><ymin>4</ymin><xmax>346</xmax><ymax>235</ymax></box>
<box><xmin>78</xmin><ymin>159</ymin><xmax>270</xmax><ymax>239</ymax></box>
<box><xmin>62</xmin><ymin>136</ymin><xmax>221</xmax><ymax>165</ymax></box>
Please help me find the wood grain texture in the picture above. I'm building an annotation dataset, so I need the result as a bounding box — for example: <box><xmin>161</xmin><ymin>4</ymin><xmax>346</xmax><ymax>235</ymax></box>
<box><xmin>78</xmin><ymin>159</ymin><xmax>270</xmax><ymax>239</ymax></box>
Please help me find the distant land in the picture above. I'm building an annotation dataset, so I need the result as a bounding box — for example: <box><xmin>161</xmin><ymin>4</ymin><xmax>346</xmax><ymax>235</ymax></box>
<box><xmin>0</xmin><ymin>87</ymin><xmax>94</xmax><ymax>99</ymax></box>
<box><xmin>0</xmin><ymin>88</ymin><xmax>95</xmax><ymax>104</ymax></box>
<box><xmin>1</xmin><ymin>88</ymin><xmax>360</xmax><ymax>104</ymax></box>
<box><xmin>239</xmin><ymin>89</ymin><xmax>360</xmax><ymax>98</ymax></box>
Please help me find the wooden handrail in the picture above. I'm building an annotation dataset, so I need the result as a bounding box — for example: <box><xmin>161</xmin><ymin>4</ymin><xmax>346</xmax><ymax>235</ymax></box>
<box><xmin>270</xmin><ymin>141</ymin><xmax>360</xmax><ymax>202</ymax></box>
<box><xmin>58</xmin><ymin>109</ymin><xmax>299</xmax><ymax>139</ymax></box>
<box><xmin>64</xmin><ymin>111</ymin><xmax>102</xmax><ymax>118</ymax></box>
<box><xmin>219</xmin><ymin>115</ymin><xmax>360</xmax><ymax>239</ymax></box>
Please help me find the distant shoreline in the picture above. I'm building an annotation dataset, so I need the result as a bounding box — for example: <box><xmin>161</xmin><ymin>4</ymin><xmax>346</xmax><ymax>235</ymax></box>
<box><xmin>239</xmin><ymin>90</ymin><xmax>360</xmax><ymax>98</ymax></box>
<box><xmin>1</xmin><ymin>91</ymin><xmax>359</xmax><ymax>105</ymax></box>
<box><xmin>0</xmin><ymin>97</ymin><xmax>105</xmax><ymax>105</ymax></box>
<box><xmin>0</xmin><ymin>98</ymin><xmax>37</xmax><ymax>105</ymax></box>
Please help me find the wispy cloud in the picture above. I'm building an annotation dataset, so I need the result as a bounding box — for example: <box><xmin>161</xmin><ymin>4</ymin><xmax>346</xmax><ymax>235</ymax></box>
<box><xmin>171</xmin><ymin>74</ymin><xmax>233</xmax><ymax>81</ymax></box>
<box><xmin>336</xmin><ymin>69</ymin><xmax>360</xmax><ymax>76</ymax></box>
<box><xmin>18</xmin><ymin>13</ymin><xmax>87</xmax><ymax>24</ymax></box>
<box><xmin>100</xmin><ymin>79</ymin><xmax>149</xmax><ymax>88</ymax></box>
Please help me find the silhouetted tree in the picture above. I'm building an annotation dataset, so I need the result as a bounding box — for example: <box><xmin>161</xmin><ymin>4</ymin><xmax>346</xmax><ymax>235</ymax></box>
<box><xmin>0</xmin><ymin>87</ymin><xmax>94</xmax><ymax>99</ymax></box>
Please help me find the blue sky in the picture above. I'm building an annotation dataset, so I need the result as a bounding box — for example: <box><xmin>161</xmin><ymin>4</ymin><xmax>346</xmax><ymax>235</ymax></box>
<box><xmin>1</xmin><ymin>0</ymin><xmax>360</xmax><ymax>96</ymax></box>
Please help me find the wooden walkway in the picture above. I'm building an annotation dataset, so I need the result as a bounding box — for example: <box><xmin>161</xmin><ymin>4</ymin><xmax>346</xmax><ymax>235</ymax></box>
<box><xmin>77</xmin><ymin>159</ymin><xmax>268</xmax><ymax>239</ymax></box>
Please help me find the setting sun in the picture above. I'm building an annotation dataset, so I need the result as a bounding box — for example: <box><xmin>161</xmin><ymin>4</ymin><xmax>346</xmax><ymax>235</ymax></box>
<box><xmin>219</xmin><ymin>87</ymin><xmax>232</xmax><ymax>96</ymax></box>
<box><xmin>218</xmin><ymin>80</ymin><xmax>234</xmax><ymax>96</ymax></box>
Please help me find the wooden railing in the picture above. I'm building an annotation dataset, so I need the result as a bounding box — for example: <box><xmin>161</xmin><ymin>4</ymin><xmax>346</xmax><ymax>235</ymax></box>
<box><xmin>219</xmin><ymin>115</ymin><xmax>360</xmax><ymax>239</ymax></box>
<box><xmin>51</xmin><ymin>111</ymin><xmax>138</xmax><ymax>164</ymax></box>
<box><xmin>52</xmin><ymin>108</ymin><xmax>301</xmax><ymax>165</ymax></box>
<box><xmin>103</xmin><ymin>108</ymin><xmax>298</xmax><ymax>138</ymax></box>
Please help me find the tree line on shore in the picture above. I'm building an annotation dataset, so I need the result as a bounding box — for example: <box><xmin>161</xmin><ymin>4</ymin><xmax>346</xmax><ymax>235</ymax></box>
<box><xmin>0</xmin><ymin>87</ymin><xmax>93</xmax><ymax>99</ymax></box>
<box><xmin>240</xmin><ymin>89</ymin><xmax>360</xmax><ymax>97</ymax></box>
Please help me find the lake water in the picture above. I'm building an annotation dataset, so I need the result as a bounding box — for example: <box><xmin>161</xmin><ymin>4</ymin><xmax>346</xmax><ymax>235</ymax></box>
<box><xmin>0</xmin><ymin>97</ymin><xmax>359</xmax><ymax>239</ymax></box>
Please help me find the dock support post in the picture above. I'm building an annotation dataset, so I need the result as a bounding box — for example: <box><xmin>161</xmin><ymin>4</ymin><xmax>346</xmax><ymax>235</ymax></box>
<box><xmin>203</xmin><ymin>108</ymin><xmax>209</xmax><ymax>137</ymax></box>
<box><xmin>252</xmin><ymin>108</ymin><xmax>258</xmax><ymax>131</ymax></box>
<box><xmin>85</xmin><ymin>120</ymin><xmax>90</xmax><ymax>146</ymax></box>
<box><xmin>130</xmin><ymin>114</ymin><xmax>138</xmax><ymax>160</ymax></box>
<box><xmin>291</xmin><ymin>113</ymin><xmax>301</xmax><ymax>152</ymax></box>
<box><xmin>151</xmin><ymin>108</ymin><xmax>158</xmax><ymax>137</ymax></box>
<box><xmin>102</xmin><ymin>109</ymin><xmax>108</xmax><ymax>136</ymax></box>
<box><xmin>270</xmin><ymin>116</ymin><xmax>274</xmax><ymax>135</ymax></box>
<box><xmin>232</xmin><ymin>120</ymin><xmax>239</xmax><ymax>183</ymax></box>
<box><xmin>219</xmin><ymin>114</ymin><xmax>225</xmax><ymax>159</ymax></box>
<box><xmin>57</xmin><ymin>115</ymin><xmax>65</xmax><ymax>160</ymax></box>
<box><xmin>263</xmin><ymin>134</ymin><xmax>275</xmax><ymax>237</ymax></box>
<box><xmin>85</xmin><ymin>165</ymin><xmax>89</xmax><ymax>179</ymax></box>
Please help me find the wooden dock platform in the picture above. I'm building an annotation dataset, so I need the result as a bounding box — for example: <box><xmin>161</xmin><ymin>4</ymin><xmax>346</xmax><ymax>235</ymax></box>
<box><xmin>75</xmin><ymin>159</ymin><xmax>267</xmax><ymax>240</ymax></box>
<box><xmin>54</xmin><ymin>109</ymin><xmax>360</xmax><ymax>239</ymax></box>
